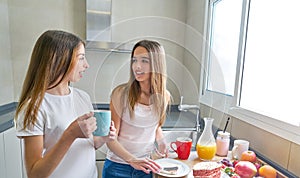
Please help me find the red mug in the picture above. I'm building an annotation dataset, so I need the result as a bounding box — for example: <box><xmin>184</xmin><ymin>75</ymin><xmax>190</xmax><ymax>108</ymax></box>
<box><xmin>170</xmin><ymin>137</ymin><xmax>192</xmax><ymax>160</ymax></box>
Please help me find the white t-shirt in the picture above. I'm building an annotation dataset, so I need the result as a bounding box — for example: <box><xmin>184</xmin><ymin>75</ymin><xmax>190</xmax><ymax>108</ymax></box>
<box><xmin>15</xmin><ymin>87</ymin><xmax>97</xmax><ymax>178</ymax></box>
<box><xmin>106</xmin><ymin>103</ymin><xmax>159</xmax><ymax>164</ymax></box>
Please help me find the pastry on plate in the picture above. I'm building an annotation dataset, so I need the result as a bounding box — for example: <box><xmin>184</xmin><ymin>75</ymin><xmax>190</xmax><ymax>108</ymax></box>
<box><xmin>193</xmin><ymin>161</ymin><xmax>222</xmax><ymax>178</ymax></box>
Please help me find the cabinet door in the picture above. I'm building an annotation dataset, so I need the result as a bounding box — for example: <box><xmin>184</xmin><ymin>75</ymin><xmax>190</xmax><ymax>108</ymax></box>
<box><xmin>3</xmin><ymin>128</ymin><xmax>23</xmax><ymax>178</ymax></box>
<box><xmin>96</xmin><ymin>161</ymin><xmax>104</xmax><ymax>178</ymax></box>
<box><xmin>0</xmin><ymin>132</ymin><xmax>6</xmax><ymax>177</ymax></box>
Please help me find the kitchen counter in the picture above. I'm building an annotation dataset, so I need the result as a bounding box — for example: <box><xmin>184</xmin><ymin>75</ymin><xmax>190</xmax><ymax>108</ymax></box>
<box><xmin>1</xmin><ymin>104</ymin><xmax>197</xmax><ymax>134</ymax></box>
<box><xmin>0</xmin><ymin>102</ymin><xmax>17</xmax><ymax>132</ymax></box>
<box><xmin>0</xmin><ymin>111</ymin><xmax>15</xmax><ymax>133</ymax></box>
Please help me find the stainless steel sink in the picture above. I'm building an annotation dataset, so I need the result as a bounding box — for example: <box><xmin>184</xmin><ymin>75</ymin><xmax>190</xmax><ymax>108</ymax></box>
<box><xmin>162</xmin><ymin>129</ymin><xmax>201</xmax><ymax>151</ymax></box>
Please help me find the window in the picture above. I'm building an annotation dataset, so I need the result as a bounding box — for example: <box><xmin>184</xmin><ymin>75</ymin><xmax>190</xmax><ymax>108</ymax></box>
<box><xmin>207</xmin><ymin>0</ymin><xmax>242</xmax><ymax>96</ymax></box>
<box><xmin>200</xmin><ymin>0</ymin><xmax>300</xmax><ymax>144</ymax></box>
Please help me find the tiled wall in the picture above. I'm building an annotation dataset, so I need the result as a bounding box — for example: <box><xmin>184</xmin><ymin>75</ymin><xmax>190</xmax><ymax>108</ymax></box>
<box><xmin>201</xmin><ymin>104</ymin><xmax>300</xmax><ymax>177</ymax></box>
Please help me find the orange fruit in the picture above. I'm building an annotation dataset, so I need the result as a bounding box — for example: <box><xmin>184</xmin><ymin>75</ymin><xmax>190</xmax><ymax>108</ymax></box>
<box><xmin>259</xmin><ymin>165</ymin><xmax>277</xmax><ymax>178</ymax></box>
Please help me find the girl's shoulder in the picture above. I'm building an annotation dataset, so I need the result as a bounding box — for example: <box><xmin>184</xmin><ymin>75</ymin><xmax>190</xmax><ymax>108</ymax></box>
<box><xmin>72</xmin><ymin>87</ymin><xmax>87</xmax><ymax>94</ymax></box>
<box><xmin>71</xmin><ymin>87</ymin><xmax>91</xmax><ymax>100</ymax></box>
<box><xmin>111</xmin><ymin>83</ymin><xmax>127</xmax><ymax>96</ymax></box>
<box><xmin>110</xmin><ymin>83</ymin><xmax>128</xmax><ymax>115</ymax></box>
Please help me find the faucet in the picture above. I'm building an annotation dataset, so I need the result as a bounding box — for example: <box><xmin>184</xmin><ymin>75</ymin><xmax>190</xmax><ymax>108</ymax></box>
<box><xmin>178</xmin><ymin>96</ymin><xmax>202</xmax><ymax>132</ymax></box>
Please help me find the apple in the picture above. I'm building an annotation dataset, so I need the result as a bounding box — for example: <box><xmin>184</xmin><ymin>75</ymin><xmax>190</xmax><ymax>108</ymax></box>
<box><xmin>241</xmin><ymin>150</ymin><xmax>257</xmax><ymax>163</ymax></box>
<box><xmin>235</xmin><ymin>161</ymin><xmax>257</xmax><ymax>178</ymax></box>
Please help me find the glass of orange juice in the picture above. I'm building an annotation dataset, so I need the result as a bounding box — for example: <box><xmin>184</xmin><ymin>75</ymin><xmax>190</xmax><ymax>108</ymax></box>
<box><xmin>196</xmin><ymin>143</ymin><xmax>217</xmax><ymax>160</ymax></box>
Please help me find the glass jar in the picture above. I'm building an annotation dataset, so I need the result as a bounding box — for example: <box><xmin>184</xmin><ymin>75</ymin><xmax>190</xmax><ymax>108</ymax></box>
<box><xmin>196</xmin><ymin>117</ymin><xmax>216</xmax><ymax>160</ymax></box>
<box><xmin>216</xmin><ymin>131</ymin><xmax>230</xmax><ymax>157</ymax></box>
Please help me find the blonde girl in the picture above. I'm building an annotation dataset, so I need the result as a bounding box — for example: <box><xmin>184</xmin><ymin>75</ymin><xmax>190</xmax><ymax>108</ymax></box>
<box><xmin>103</xmin><ymin>40</ymin><xmax>171</xmax><ymax>178</ymax></box>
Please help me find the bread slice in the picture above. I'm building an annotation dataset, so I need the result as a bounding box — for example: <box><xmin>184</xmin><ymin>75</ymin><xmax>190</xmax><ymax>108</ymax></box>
<box><xmin>159</xmin><ymin>162</ymin><xmax>179</xmax><ymax>175</ymax></box>
<box><xmin>193</xmin><ymin>162</ymin><xmax>222</xmax><ymax>178</ymax></box>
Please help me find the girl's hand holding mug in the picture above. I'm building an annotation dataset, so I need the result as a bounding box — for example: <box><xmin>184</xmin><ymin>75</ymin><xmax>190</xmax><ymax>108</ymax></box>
<box><xmin>67</xmin><ymin>112</ymin><xmax>97</xmax><ymax>139</ymax></box>
<box><xmin>97</xmin><ymin>121</ymin><xmax>117</xmax><ymax>142</ymax></box>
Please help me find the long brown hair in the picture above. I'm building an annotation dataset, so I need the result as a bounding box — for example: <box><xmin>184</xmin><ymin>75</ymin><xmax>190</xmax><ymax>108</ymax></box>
<box><xmin>15</xmin><ymin>30</ymin><xmax>85</xmax><ymax>129</ymax></box>
<box><xmin>126</xmin><ymin>40</ymin><xmax>170</xmax><ymax>126</ymax></box>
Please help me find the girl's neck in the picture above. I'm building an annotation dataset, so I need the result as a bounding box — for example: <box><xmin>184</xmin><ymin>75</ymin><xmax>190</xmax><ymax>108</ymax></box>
<box><xmin>139</xmin><ymin>81</ymin><xmax>151</xmax><ymax>94</ymax></box>
<box><xmin>47</xmin><ymin>82</ymin><xmax>70</xmax><ymax>96</ymax></box>
<box><xmin>138</xmin><ymin>81</ymin><xmax>151</xmax><ymax>105</ymax></box>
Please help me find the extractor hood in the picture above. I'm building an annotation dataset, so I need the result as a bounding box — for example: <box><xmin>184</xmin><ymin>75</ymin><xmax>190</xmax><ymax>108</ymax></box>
<box><xmin>86</xmin><ymin>0</ymin><xmax>133</xmax><ymax>53</ymax></box>
<box><xmin>85</xmin><ymin>41</ymin><xmax>134</xmax><ymax>53</ymax></box>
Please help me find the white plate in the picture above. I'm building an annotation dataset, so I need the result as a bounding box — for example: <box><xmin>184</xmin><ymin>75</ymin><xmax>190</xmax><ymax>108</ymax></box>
<box><xmin>154</xmin><ymin>158</ymin><xmax>190</xmax><ymax>177</ymax></box>
<box><xmin>221</xmin><ymin>171</ymin><xmax>231</xmax><ymax>178</ymax></box>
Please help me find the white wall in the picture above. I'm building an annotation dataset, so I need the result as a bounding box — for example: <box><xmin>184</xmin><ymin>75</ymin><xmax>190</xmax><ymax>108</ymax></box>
<box><xmin>0</xmin><ymin>0</ymin><xmax>14</xmax><ymax>105</ymax></box>
<box><xmin>109</xmin><ymin>0</ymin><xmax>189</xmax><ymax>104</ymax></box>
<box><xmin>6</xmin><ymin>0</ymin><xmax>86</xmax><ymax>102</ymax></box>
<box><xmin>180</xmin><ymin>0</ymin><xmax>207</xmax><ymax>105</ymax></box>
<box><xmin>74</xmin><ymin>50</ymin><xmax>131</xmax><ymax>104</ymax></box>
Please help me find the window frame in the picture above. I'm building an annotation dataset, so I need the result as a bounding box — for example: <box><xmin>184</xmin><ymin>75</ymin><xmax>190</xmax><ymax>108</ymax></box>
<box><xmin>199</xmin><ymin>0</ymin><xmax>300</xmax><ymax>144</ymax></box>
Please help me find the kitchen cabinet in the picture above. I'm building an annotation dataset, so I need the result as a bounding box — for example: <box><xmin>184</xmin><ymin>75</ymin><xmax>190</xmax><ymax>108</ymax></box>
<box><xmin>0</xmin><ymin>132</ymin><xmax>6</xmax><ymax>177</ymax></box>
<box><xmin>96</xmin><ymin>145</ymin><xmax>108</xmax><ymax>178</ymax></box>
<box><xmin>1</xmin><ymin>128</ymin><xmax>24</xmax><ymax>178</ymax></box>
<box><xmin>96</xmin><ymin>161</ymin><xmax>105</xmax><ymax>178</ymax></box>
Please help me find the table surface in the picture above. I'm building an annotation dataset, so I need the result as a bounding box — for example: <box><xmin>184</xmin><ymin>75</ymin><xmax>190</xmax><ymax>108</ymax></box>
<box><xmin>153</xmin><ymin>151</ymin><xmax>287</xmax><ymax>178</ymax></box>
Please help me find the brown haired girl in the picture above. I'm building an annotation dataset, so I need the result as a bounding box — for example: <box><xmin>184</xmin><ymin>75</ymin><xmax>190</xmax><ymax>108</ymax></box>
<box><xmin>14</xmin><ymin>30</ymin><xmax>116</xmax><ymax>178</ymax></box>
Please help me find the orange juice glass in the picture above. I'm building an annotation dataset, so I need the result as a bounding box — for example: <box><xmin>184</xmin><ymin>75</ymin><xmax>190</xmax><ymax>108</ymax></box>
<box><xmin>196</xmin><ymin>143</ymin><xmax>217</xmax><ymax>160</ymax></box>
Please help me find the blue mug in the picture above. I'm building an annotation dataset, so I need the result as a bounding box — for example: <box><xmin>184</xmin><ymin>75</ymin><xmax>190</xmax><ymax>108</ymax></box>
<box><xmin>92</xmin><ymin>110</ymin><xmax>111</xmax><ymax>136</ymax></box>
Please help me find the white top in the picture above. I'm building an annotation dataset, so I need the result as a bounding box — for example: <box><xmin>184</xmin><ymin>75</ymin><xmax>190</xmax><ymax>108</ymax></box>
<box><xmin>106</xmin><ymin>103</ymin><xmax>159</xmax><ymax>164</ymax></box>
<box><xmin>15</xmin><ymin>87</ymin><xmax>97</xmax><ymax>178</ymax></box>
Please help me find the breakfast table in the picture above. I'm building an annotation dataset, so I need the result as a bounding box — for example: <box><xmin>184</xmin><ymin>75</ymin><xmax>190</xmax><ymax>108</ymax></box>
<box><xmin>153</xmin><ymin>151</ymin><xmax>287</xmax><ymax>178</ymax></box>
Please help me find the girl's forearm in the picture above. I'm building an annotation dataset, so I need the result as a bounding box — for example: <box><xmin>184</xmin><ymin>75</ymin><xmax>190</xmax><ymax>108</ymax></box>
<box><xmin>155</xmin><ymin>126</ymin><xmax>164</xmax><ymax>142</ymax></box>
<box><xmin>94</xmin><ymin>136</ymin><xmax>105</xmax><ymax>149</ymax></box>
<box><xmin>106</xmin><ymin>140</ymin><xmax>135</xmax><ymax>162</ymax></box>
<box><xmin>25</xmin><ymin>130</ymin><xmax>76</xmax><ymax>178</ymax></box>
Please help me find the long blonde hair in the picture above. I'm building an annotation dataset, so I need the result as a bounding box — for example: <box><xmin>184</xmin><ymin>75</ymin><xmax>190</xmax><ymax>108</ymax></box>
<box><xmin>125</xmin><ymin>40</ymin><xmax>170</xmax><ymax>126</ymax></box>
<box><xmin>15</xmin><ymin>30</ymin><xmax>85</xmax><ymax>129</ymax></box>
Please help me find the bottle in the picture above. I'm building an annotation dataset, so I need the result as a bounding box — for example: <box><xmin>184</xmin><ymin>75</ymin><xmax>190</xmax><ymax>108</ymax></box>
<box><xmin>196</xmin><ymin>117</ymin><xmax>216</xmax><ymax>160</ymax></box>
<box><xmin>216</xmin><ymin>131</ymin><xmax>230</xmax><ymax>157</ymax></box>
